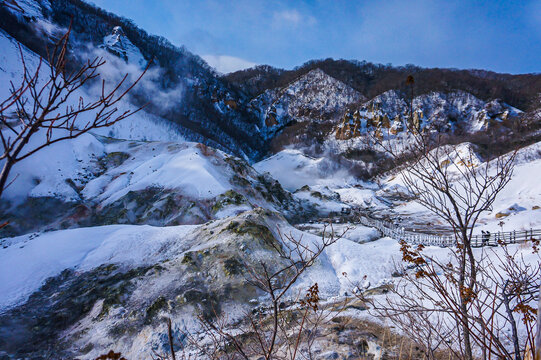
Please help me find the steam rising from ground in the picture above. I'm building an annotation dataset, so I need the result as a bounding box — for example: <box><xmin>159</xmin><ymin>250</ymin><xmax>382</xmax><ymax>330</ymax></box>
<box><xmin>22</xmin><ymin>10</ymin><xmax>185</xmax><ymax>118</ymax></box>
<box><xmin>82</xmin><ymin>46</ymin><xmax>184</xmax><ymax>114</ymax></box>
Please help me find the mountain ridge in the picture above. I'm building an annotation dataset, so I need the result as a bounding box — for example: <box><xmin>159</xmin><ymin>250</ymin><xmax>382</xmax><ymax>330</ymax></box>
<box><xmin>225</xmin><ymin>59</ymin><xmax>541</xmax><ymax>112</ymax></box>
<box><xmin>2</xmin><ymin>0</ymin><xmax>541</xmax><ymax>162</ymax></box>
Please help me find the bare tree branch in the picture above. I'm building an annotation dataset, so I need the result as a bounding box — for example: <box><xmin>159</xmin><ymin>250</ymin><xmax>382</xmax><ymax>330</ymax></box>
<box><xmin>0</xmin><ymin>22</ymin><xmax>149</xmax><ymax>198</ymax></box>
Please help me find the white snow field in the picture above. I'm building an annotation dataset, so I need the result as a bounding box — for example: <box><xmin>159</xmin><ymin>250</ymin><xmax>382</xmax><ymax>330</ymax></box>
<box><xmin>0</xmin><ymin>224</ymin><xmax>197</xmax><ymax>310</ymax></box>
<box><xmin>0</xmin><ymin>215</ymin><xmax>388</xmax><ymax>312</ymax></box>
<box><xmin>253</xmin><ymin>149</ymin><xmax>357</xmax><ymax>192</ymax></box>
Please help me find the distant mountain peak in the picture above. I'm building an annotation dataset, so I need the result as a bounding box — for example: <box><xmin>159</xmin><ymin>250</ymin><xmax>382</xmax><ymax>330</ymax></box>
<box><xmin>250</xmin><ymin>67</ymin><xmax>365</xmax><ymax>138</ymax></box>
<box><xmin>100</xmin><ymin>25</ymin><xmax>146</xmax><ymax>67</ymax></box>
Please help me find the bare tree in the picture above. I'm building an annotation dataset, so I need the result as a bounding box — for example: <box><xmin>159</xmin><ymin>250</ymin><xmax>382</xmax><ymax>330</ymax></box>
<box><xmin>356</xmin><ymin>75</ymin><xmax>525</xmax><ymax>359</ymax></box>
<box><xmin>0</xmin><ymin>24</ymin><xmax>148</xmax><ymax>199</ymax></box>
<box><xmin>355</xmin><ymin>240</ymin><xmax>540</xmax><ymax>360</ymax></box>
<box><xmin>397</xmin><ymin>136</ymin><xmax>515</xmax><ymax>359</ymax></box>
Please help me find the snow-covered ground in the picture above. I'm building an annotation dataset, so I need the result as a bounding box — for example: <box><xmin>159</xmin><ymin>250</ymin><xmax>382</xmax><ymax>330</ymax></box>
<box><xmin>475</xmin><ymin>141</ymin><xmax>541</xmax><ymax>231</ymax></box>
<box><xmin>335</xmin><ymin>187</ymin><xmax>387</xmax><ymax>210</ymax></box>
<box><xmin>253</xmin><ymin>149</ymin><xmax>357</xmax><ymax>192</ymax></box>
<box><xmin>2</xmin><ymin>133</ymin><xmax>105</xmax><ymax>202</ymax></box>
<box><xmin>1</xmin><ymin>2</ymin><xmax>539</xmax><ymax>358</ymax></box>
<box><xmin>0</xmin><ymin>212</ymin><xmax>384</xmax><ymax>312</ymax></box>
<box><xmin>0</xmin><ymin>224</ymin><xmax>197</xmax><ymax>310</ymax></box>
<box><xmin>383</xmin><ymin>141</ymin><xmax>541</xmax><ymax>232</ymax></box>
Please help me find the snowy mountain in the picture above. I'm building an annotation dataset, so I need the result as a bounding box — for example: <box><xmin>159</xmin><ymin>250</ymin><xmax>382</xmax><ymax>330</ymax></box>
<box><xmin>1</xmin><ymin>1</ymin><xmax>541</xmax><ymax>358</ymax></box>
<box><xmin>2</xmin><ymin>1</ymin><xmax>539</xmax><ymax>159</ymax></box>
<box><xmin>250</xmin><ymin>68</ymin><xmax>365</xmax><ymax>138</ymax></box>
<box><xmin>1</xmin><ymin>0</ymin><xmax>267</xmax><ymax>160</ymax></box>
<box><xmin>227</xmin><ymin>59</ymin><xmax>540</xmax><ymax>153</ymax></box>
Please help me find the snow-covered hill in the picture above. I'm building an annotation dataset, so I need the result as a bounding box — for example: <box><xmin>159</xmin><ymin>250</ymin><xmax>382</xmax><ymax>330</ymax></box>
<box><xmin>253</xmin><ymin>148</ymin><xmax>357</xmax><ymax>192</ymax></box>
<box><xmin>380</xmin><ymin>141</ymin><xmax>541</xmax><ymax>232</ymax></box>
<box><xmin>0</xmin><ymin>134</ymin><xmax>307</xmax><ymax>237</ymax></box>
<box><xmin>251</xmin><ymin>69</ymin><xmax>365</xmax><ymax>138</ymax></box>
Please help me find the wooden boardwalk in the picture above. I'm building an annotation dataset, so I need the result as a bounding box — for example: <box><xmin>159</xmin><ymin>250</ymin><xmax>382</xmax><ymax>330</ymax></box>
<box><xmin>357</xmin><ymin>213</ymin><xmax>541</xmax><ymax>247</ymax></box>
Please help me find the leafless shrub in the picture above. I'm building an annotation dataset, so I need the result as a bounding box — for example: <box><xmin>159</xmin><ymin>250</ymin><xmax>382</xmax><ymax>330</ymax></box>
<box><xmin>157</xmin><ymin>224</ymin><xmax>348</xmax><ymax>360</ymax></box>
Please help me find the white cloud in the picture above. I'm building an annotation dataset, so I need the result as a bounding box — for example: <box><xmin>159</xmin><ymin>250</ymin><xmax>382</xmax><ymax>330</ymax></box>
<box><xmin>273</xmin><ymin>9</ymin><xmax>316</xmax><ymax>27</ymax></box>
<box><xmin>201</xmin><ymin>55</ymin><xmax>257</xmax><ymax>74</ymax></box>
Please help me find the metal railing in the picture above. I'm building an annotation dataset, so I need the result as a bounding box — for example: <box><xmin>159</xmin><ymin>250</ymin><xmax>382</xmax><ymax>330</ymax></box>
<box><xmin>357</xmin><ymin>214</ymin><xmax>541</xmax><ymax>247</ymax></box>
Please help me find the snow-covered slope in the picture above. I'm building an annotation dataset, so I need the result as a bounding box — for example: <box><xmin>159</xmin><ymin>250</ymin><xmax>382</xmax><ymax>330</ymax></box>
<box><xmin>253</xmin><ymin>149</ymin><xmax>357</xmax><ymax>192</ymax></box>
<box><xmin>0</xmin><ymin>223</ymin><xmax>197</xmax><ymax>310</ymax></box>
<box><xmin>0</xmin><ymin>209</ymin><xmax>390</xmax><ymax>358</ymax></box>
<box><xmin>0</xmin><ymin>28</ymin><xmax>184</xmax><ymax>143</ymax></box>
<box><xmin>480</xmin><ymin>142</ymin><xmax>541</xmax><ymax>231</ymax></box>
<box><xmin>1</xmin><ymin>133</ymin><xmax>105</xmax><ymax>202</ymax></box>
<box><xmin>2</xmin><ymin>202</ymin><xmax>537</xmax><ymax>358</ymax></box>
<box><xmin>100</xmin><ymin>26</ymin><xmax>146</xmax><ymax>67</ymax></box>
<box><xmin>0</xmin><ymin>29</ymin><xmax>188</xmax><ymax>204</ymax></box>
<box><xmin>84</xmin><ymin>142</ymin><xmax>231</xmax><ymax>205</ymax></box>
<box><xmin>383</xmin><ymin>141</ymin><xmax>541</xmax><ymax>231</ymax></box>
<box><xmin>79</xmin><ymin>138</ymin><xmax>299</xmax><ymax>221</ymax></box>
<box><xmin>0</xmin><ymin>131</ymin><xmax>304</xmax><ymax>237</ymax></box>
<box><xmin>0</xmin><ymin>210</ymin><xmax>381</xmax><ymax>312</ymax></box>
<box><xmin>0</xmin><ymin>29</ymin><xmax>42</xmax><ymax>101</ymax></box>
<box><xmin>335</xmin><ymin>90</ymin><xmax>522</xmax><ymax>140</ymax></box>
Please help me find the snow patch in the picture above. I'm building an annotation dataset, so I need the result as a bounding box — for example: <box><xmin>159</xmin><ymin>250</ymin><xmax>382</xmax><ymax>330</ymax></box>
<box><xmin>254</xmin><ymin>149</ymin><xmax>356</xmax><ymax>192</ymax></box>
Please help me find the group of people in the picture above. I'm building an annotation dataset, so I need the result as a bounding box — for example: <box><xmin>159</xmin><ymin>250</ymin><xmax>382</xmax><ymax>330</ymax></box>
<box><xmin>481</xmin><ymin>230</ymin><xmax>492</xmax><ymax>245</ymax></box>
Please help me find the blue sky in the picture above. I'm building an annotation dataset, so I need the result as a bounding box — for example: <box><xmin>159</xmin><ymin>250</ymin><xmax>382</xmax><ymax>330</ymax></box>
<box><xmin>90</xmin><ymin>0</ymin><xmax>541</xmax><ymax>74</ymax></box>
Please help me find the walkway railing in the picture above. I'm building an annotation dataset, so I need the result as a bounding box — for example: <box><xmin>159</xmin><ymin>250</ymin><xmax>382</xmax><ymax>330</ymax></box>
<box><xmin>357</xmin><ymin>213</ymin><xmax>541</xmax><ymax>247</ymax></box>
